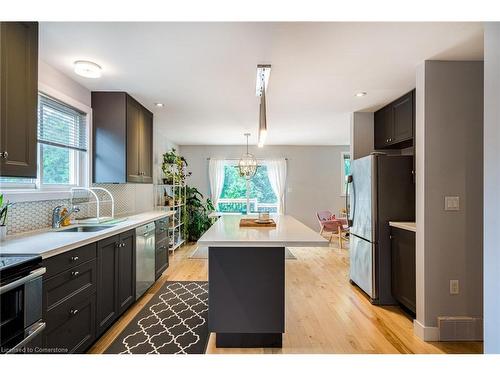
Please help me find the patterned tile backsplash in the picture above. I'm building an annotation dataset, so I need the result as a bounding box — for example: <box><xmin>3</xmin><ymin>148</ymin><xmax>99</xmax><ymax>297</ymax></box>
<box><xmin>5</xmin><ymin>183</ymin><xmax>154</xmax><ymax>235</ymax></box>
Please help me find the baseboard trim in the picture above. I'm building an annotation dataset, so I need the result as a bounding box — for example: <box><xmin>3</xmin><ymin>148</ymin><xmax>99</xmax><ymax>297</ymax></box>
<box><xmin>413</xmin><ymin>319</ymin><xmax>440</xmax><ymax>341</ymax></box>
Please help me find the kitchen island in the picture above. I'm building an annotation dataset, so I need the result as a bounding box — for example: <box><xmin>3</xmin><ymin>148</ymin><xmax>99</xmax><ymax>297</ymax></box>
<box><xmin>197</xmin><ymin>215</ymin><xmax>328</xmax><ymax>348</ymax></box>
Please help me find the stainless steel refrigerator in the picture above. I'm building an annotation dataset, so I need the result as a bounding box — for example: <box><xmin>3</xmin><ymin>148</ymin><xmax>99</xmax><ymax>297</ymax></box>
<box><xmin>347</xmin><ymin>154</ymin><xmax>415</xmax><ymax>305</ymax></box>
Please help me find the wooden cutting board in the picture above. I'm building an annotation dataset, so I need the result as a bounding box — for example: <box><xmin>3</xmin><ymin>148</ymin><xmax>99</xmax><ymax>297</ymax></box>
<box><xmin>239</xmin><ymin>218</ymin><xmax>277</xmax><ymax>228</ymax></box>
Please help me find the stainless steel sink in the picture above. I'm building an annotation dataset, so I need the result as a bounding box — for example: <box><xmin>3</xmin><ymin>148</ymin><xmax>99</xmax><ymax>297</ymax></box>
<box><xmin>56</xmin><ymin>225</ymin><xmax>114</xmax><ymax>233</ymax></box>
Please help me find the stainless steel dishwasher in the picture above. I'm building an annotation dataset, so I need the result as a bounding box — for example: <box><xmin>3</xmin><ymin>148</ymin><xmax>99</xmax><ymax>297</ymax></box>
<box><xmin>136</xmin><ymin>222</ymin><xmax>156</xmax><ymax>299</ymax></box>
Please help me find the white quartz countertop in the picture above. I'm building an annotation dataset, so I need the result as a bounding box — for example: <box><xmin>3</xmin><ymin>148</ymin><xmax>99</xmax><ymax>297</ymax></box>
<box><xmin>0</xmin><ymin>210</ymin><xmax>174</xmax><ymax>259</ymax></box>
<box><xmin>197</xmin><ymin>215</ymin><xmax>329</xmax><ymax>248</ymax></box>
<box><xmin>389</xmin><ymin>221</ymin><xmax>416</xmax><ymax>232</ymax></box>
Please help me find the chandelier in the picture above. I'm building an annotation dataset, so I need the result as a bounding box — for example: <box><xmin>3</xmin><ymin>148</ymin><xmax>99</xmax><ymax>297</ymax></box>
<box><xmin>238</xmin><ymin>133</ymin><xmax>258</xmax><ymax>179</ymax></box>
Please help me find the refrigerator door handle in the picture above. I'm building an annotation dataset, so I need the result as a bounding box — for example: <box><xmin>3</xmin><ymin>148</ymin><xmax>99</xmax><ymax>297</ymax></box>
<box><xmin>347</xmin><ymin>174</ymin><xmax>355</xmax><ymax>227</ymax></box>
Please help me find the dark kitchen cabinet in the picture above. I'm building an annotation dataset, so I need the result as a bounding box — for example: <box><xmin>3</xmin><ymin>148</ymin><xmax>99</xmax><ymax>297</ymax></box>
<box><xmin>374</xmin><ymin>90</ymin><xmax>414</xmax><ymax>150</ymax></box>
<box><xmin>117</xmin><ymin>230</ymin><xmax>136</xmax><ymax>314</ymax></box>
<box><xmin>42</xmin><ymin>243</ymin><xmax>97</xmax><ymax>354</ymax></box>
<box><xmin>390</xmin><ymin>227</ymin><xmax>416</xmax><ymax>315</ymax></box>
<box><xmin>374</xmin><ymin>105</ymin><xmax>393</xmax><ymax>149</ymax></box>
<box><xmin>92</xmin><ymin>91</ymin><xmax>153</xmax><ymax>183</ymax></box>
<box><xmin>0</xmin><ymin>22</ymin><xmax>38</xmax><ymax>177</ymax></box>
<box><xmin>155</xmin><ymin>217</ymin><xmax>169</xmax><ymax>280</ymax></box>
<box><xmin>96</xmin><ymin>230</ymin><xmax>136</xmax><ymax>336</ymax></box>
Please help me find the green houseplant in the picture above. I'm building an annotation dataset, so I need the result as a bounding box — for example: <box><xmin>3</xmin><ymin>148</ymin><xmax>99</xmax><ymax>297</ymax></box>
<box><xmin>184</xmin><ymin>186</ymin><xmax>215</xmax><ymax>242</ymax></box>
<box><xmin>161</xmin><ymin>148</ymin><xmax>191</xmax><ymax>185</ymax></box>
<box><xmin>0</xmin><ymin>193</ymin><xmax>13</xmax><ymax>241</ymax></box>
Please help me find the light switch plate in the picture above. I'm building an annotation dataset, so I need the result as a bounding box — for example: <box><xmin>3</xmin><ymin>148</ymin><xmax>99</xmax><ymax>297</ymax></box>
<box><xmin>450</xmin><ymin>280</ymin><xmax>460</xmax><ymax>295</ymax></box>
<box><xmin>445</xmin><ymin>196</ymin><xmax>460</xmax><ymax>211</ymax></box>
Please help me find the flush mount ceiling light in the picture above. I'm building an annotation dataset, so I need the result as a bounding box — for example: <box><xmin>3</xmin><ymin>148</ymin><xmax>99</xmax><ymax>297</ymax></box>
<box><xmin>355</xmin><ymin>92</ymin><xmax>367</xmax><ymax>97</ymax></box>
<box><xmin>155</xmin><ymin>103</ymin><xmax>165</xmax><ymax>108</ymax></box>
<box><xmin>238</xmin><ymin>133</ymin><xmax>258</xmax><ymax>180</ymax></box>
<box><xmin>256</xmin><ymin>64</ymin><xmax>271</xmax><ymax>148</ymax></box>
<box><xmin>74</xmin><ymin>60</ymin><xmax>102</xmax><ymax>78</ymax></box>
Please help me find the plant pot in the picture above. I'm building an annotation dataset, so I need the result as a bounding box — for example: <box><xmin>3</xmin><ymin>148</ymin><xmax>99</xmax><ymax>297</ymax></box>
<box><xmin>0</xmin><ymin>225</ymin><xmax>7</xmax><ymax>241</ymax></box>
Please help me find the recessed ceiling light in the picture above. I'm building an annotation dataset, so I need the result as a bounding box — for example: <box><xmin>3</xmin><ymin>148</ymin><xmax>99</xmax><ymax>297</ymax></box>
<box><xmin>74</xmin><ymin>60</ymin><xmax>102</xmax><ymax>78</ymax></box>
<box><xmin>355</xmin><ymin>92</ymin><xmax>367</xmax><ymax>97</ymax></box>
<box><xmin>155</xmin><ymin>103</ymin><xmax>164</xmax><ymax>108</ymax></box>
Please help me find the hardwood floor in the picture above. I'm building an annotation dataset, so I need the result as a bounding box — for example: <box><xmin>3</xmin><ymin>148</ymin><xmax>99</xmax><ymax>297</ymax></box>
<box><xmin>88</xmin><ymin>241</ymin><xmax>483</xmax><ymax>354</ymax></box>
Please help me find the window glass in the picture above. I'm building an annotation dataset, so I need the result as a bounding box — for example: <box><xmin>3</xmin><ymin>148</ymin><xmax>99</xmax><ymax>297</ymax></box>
<box><xmin>218</xmin><ymin>164</ymin><xmax>278</xmax><ymax>213</ymax></box>
<box><xmin>40</xmin><ymin>144</ymin><xmax>73</xmax><ymax>185</ymax></box>
<box><xmin>248</xmin><ymin>166</ymin><xmax>277</xmax><ymax>213</ymax></box>
<box><xmin>341</xmin><ymin>152</ymin><xmax>351</xmax><ymax>195</ymax></box>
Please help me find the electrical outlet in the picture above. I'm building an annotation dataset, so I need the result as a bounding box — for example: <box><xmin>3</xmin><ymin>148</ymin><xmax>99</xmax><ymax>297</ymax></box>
<box><xmin>450</xmin><ymin>280</ymin><xmax>460</xmax><ymax>295</ymax></box>
<box><xmin>445</xmin><ymin>196</ymin><xmax>460</xmax><ymax>211</ymax></box>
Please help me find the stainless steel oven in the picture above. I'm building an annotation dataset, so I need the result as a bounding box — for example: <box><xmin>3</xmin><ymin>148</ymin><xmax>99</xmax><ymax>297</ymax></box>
<box><xmin>0</xmin><ymin>255</ymin><xmax>46</xmax><ymax>354</ymax></box>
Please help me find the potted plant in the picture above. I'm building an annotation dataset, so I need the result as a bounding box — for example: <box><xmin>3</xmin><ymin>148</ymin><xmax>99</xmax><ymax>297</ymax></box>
<box><xmin>0</xmin><ymin>193</ymin><xmax>13</xmax><ymax>241</ymax></box>
<box><xmin>183</xmin><ymin>186</ymin><xmax>215</xmax><ymax>242</ymax></box>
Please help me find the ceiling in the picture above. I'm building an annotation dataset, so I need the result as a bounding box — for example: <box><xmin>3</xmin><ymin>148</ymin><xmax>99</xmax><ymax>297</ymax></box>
<box><xmin>39</xmin><ymin>22</ymin><xmax>484</xmax><ymax>146</ymax></box>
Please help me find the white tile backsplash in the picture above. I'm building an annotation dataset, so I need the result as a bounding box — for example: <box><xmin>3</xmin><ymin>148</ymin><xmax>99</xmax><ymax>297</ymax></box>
<box><xmin>4</xmin><ymin>184</ymin><xmax>154</xmax><ymax>235</ymax></box>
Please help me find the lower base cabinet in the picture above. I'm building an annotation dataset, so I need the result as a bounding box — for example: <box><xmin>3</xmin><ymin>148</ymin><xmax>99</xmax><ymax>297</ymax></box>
<box><xmin>390</xmin><ymin>227</ymin><xmax>416</xmax><ymax>314</ymax></box>
<box><xmin>155</xmin><ymin>217</ymin><xmax>169</xmax><ymax>280</ymax></box>
<box><xmin>96</xmin><ymin>230</ymin><xmax>136</xmax><ymax>336</ymax></box>
<box><xmin>42</xmin><ymin>245</ymin><xmax>97</xmax><ymax>354</ymax></box>
<box><xmin>41</xmin><ymin>228</ymin><xmax>138</xmax><ymax>353</ymax></box>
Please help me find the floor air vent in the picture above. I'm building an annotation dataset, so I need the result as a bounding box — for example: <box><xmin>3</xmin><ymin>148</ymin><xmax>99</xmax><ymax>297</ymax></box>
<box><xmin>438</xmin><ymin>316</ymin><xmax>483</xmax><ymax>341</ymax></box>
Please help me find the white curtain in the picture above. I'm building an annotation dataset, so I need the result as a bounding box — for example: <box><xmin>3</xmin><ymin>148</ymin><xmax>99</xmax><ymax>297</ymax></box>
<box><xmin>265</xmin><ymin>159</ymin><xmax>287</xmax><ymax>214</ymax></box>
<box><xmin>208</xmin><ymin>159</ymin><xmax>226</xmax><ymax>209</ymax></box>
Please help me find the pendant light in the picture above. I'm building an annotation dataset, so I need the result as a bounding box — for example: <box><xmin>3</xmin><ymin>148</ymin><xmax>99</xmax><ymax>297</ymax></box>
<box><xmin>258</xmin><ymin>83</ymin><xmax>267</xmax><ymax>148</ymax></box>
<box><xmin>238</xmin><ymin>133</ymin><xmax>258</xmax><ymax>179</ymax></box>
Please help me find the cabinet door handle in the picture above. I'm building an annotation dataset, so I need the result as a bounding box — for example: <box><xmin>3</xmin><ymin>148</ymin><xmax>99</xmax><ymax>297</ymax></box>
<box><xmin>70</xmin><ymin>309</ymin><xmax>79</xmax><ymax>316</ymax></box>
<box><xmin>0</xmin><ymin>151</ymin><xmax>8</xmax><ymax>159</ymax></box>
<box><xmin>71</xmin><ymin>256</ymin><xmax>79</xmax><ymax>261</ymax></box>
<box><xmin>71</xmin><ymin>271</ymin><xmax>80</xmax><ymax>277</ymax></box>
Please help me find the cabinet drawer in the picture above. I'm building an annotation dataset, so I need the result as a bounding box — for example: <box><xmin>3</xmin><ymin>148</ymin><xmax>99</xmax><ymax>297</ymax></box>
<box><xmin>155</xmin><ymin>217</ymin><xmax>169</xmax><ymax>241</ymax></box>
<box><xmin>155</xmin><ymin>241</ymin><xmax>168</xmax><ymax>279</ymax></box>
<box><xmin>43</xmin><ymin>259</ymin><xmax>96</xmax><ymax>311</ymax></box>
<box><xmin>43</xmin><ymin>292</ymin><xmax>96</xmax><ymax>354</ymax></box>
<box><xmin>43</xmin><ymin>243</ymin><xmax>97</xmax><ymax>279</ymax></box>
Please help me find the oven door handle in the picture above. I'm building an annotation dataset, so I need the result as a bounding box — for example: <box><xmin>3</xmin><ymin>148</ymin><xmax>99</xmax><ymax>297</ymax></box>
<box><xmin>0</xmin><ymin>267</ymin><xmax>46</xmax><ymax>295</ymax></box>
<box><xmin>6</xmin><ymin>321</ymin><xmax>46</xmax><ymax>354</ymax></box>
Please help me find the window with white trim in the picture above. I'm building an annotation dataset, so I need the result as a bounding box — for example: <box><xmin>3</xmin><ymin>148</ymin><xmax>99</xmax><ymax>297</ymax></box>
<box><xmin>0</xmin><ymin>93</ymin><xmax>89</xmax><ymax>190</ymax></box>
<box><xmin>341</xmin><ymin>152</ymin><xmax>351</xmax><ymax>196</ymax></box>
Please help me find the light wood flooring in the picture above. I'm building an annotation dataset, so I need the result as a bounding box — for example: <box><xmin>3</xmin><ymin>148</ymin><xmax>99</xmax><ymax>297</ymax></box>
<box><xmin>88</xmin><ymin>241</ymin><xmax>482</xmax><ymax>354</ymax></box>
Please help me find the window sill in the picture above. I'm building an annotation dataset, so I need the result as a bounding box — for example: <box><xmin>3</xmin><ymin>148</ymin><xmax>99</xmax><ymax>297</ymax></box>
<box><xmin>0</xmin><ymin>189</ymin><xmax>74</xmax><ymax>203</ymax></box>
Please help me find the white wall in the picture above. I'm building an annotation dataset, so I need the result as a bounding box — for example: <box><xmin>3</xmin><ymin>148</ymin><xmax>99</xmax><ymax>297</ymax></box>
<box><xmin>483</xmin><ymin>23</ymin><xmax>500</xmax><ymax>354</ymax></box>
<box><xmin>415</xmin><ymin>60</ymin><xmax>483</xmax><ymax>340</ymax></box>
<box><xmin>39</xmin><ymin>60</ymin><xmax>91</xmax><ymax>107</ymax></box>
<box><xmin>178</xmin><ymin>145</ymin><xmax>349</xmax><ymax>230</ymax></box>
<box><xmin>24</xmin><ymin>61</ymin><xmax>178</xmax><ymax>215</ymax></box>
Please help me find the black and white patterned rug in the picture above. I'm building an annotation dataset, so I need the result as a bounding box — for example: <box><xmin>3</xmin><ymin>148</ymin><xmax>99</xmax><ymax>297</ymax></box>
<box><xmin>105</xmin><ymin>281</ymin><xmax>209</xmax><ymax>354</ymax></box>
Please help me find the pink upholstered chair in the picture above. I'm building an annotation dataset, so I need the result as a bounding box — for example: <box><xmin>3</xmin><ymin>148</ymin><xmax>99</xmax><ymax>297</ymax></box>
<box><xmin>316</xmin><ymin>210</ymin><xmax>349</xmax><ymax>249</ymax></box>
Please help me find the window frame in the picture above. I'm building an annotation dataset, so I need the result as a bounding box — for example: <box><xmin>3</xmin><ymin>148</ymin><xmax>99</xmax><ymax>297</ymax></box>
<box><xmin>0</xmin><ymin>83</ymin><xmax>92</xmax><ymax>202</ymax></box>
<box><xmin>340</xmin><ymin>151</ymin><xmax>351</xmax><ymax>196</ymax></box>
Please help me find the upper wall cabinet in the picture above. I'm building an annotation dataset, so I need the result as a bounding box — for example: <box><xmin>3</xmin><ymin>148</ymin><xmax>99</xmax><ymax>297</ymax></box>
<box><xmin>92</xmin><ymin>92</ymin><xmax>153</xmax><ymax>184</ymax></box>
<box><xmin>0</xmin><ymin>22</ymin><xmax>38</xmax><ymax>178</ymax></box>
<box><xmin>374</xmin><ymin>89</ymin><xmax>415</xmax><ymax>150</ymax></box>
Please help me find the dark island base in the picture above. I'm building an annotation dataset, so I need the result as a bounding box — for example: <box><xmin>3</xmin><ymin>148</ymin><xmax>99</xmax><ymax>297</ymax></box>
<box><xmin>216</xmin><ymin>333</ymin><xmax>283</xmax><ymax>348</ymax></box>
<box><xmin>208</xmin><ymin>246</ymin><xmax>285</xmax><ymax>348</ymax></box>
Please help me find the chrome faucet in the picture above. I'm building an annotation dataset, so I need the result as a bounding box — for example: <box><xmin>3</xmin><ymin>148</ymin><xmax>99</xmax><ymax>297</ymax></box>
<box><xmin>52</xmin><ymin>205</ymin><xmax>80</xmax><ymax>229</ymax></box>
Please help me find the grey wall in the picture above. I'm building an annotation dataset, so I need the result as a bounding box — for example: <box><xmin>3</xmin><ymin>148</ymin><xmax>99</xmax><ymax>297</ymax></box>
<box><xmin>415</xmin><ymin>61</ymin><xmax>483</xmax><ymax>334</ymax></box>
<box><xmin>350</xmin><ymin>112</ymin><xmax>374</xmax><ymax>160</ymax></box>
<box><xmin>484</xmin><ymin>23</ymin><xmax>500</xmax><ymax>353</ymax></box>
<box><xmin>179</xmin><ymin>145</ymin><xmax>349</xmax><ymax>230</ymax></box>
